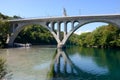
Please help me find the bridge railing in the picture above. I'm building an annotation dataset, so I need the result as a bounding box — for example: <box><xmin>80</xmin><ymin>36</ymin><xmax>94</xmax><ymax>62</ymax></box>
<box><xmin>7</xmin><ymin>15</ymin><xmax>63</xmax><ymax>20</ymax></box>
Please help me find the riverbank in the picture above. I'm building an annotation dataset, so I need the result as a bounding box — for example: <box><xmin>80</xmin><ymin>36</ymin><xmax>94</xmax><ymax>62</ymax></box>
<box><xmin>13</xmin><ymin>43</ymin><xmax>32</xmax><ymax>47</ymax></box>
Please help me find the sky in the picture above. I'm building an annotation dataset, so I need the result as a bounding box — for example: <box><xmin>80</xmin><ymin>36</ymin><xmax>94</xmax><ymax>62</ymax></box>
<box><xmin>0</xmin><ymin>0</ymin><xmax>120</xmax><ymax>34</ymax></box>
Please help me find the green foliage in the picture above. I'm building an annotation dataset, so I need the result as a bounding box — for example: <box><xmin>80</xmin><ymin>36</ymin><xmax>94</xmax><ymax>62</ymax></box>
<box><xmin>15</xmin><ymin>24</ymin><xmax>57</xmax><ymax>45</ymax></box>
<box><xmin>0</xmin><ymin>12</ymin><xmax>15</xmax><ymax>48</ymax></box>
<box><xmin>0</xmin><ymin>12</ymin><xmax>21</xmax><ymax>20</ymax></box>
<box><xmin>0</xmin><ymin>13</ymin><xmax>9</xmax><ymax>19</ymax></box>
<box><xmin>13</xmin><ymin>15</ymin><xmax>22</xmax><ymax>19</ymax></box>
<box><xmin>67</xmin><ymin>34</ymin><xmax>80</xmax><ymax>46</ymax></box>
<box><xmin>0</xmin><ymin>20</ymin><xmax>10</xmax><ymax>48</ymax></box>
<box><xmin>79</xmin><ymin>24</ymin><xmax>120</xmax><ymax>48</ymax></box>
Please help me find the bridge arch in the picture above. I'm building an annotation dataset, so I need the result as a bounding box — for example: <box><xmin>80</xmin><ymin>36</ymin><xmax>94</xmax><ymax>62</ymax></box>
<box><xmin>8</xmin><ymin>22</ymin><xmax>58</xmax><ymax>46</ymax></box>
<box><xmin>62</xmin><ymin>19</ymin><xmax>120</xmax><ymax>45</ymax></box>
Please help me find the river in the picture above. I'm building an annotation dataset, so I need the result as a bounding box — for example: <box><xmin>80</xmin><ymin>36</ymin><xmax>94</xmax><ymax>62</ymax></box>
<box><xmin>0</xmin><ymin>46</ymin><xmax>120</xmax><ymax>80</ymax></box>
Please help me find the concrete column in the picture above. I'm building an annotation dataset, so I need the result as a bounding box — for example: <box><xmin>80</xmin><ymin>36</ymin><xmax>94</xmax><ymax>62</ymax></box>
<box><xmin>57</xmin><ymin>43</ymin><xmax>65</xmax><ymax>49</ymax></box>
<box><xmin>9</xmin><ymin>24</ymin><xmax>13</xmax><ymax>33</ymax></box>
<box><xmin>51</xmin><ymin>22</ymin><xmax>54</xmax><ymax>31</ymax></box>
<box><xmin>12</xmin><ymin>23</ymin><xmax>18</xmax><ymax>33</ymax></box>
<box><xmin>57</xmin><ymin>22</ymin><xmax>66</xmax><ymax>49</ymax></box>
<box><xmin>13</xmin><ymin>25</ymin><xmax>15</xmax><ymax>33</ymax></box>
<box><xmin>71</xmin><ymin>21</ymin><xmax>74</xmax><ymax>30</ymax></box>
<box><xmin>7</xmin><ymin>24</ymin><xmax>15</xmax><ymax>47</ymax></box>
<box><xmin>57</xmin><ymin>22</ymin><xmax>60</xmax><ymax>41</ymax></box>
<box><xmin>64</xmin><ymin>22</ymin><xmax>67</xmax><ymax>38</ymax></box>
<box><xmin>6</xmin><ymin>34</ymin><xmax>10</xmax><ymax>44</ymax></box>
<box><xmin>9</xmin><ymin>23</ymin><xmax>15</xmax><ymax>34</ymax></box>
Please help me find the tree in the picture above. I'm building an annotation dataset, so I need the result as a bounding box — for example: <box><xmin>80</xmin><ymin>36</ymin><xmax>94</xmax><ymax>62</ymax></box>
<box><xmin>0</xmin><ymin>13</ymin><xmax>9</xmax><ymax>19</ymax></box>
<box><xmin>78</xmin><ymin>24</ymin><xmax>120</xmax><ymax>48</ymax></box>
<box><xmin>15</xmin><ymin>24</ymin><xmax>57</xmax><ymax>45</ymax></box>
<box><xmin>0</xmin><ymin>20</ymin><xmax>10</xmax><ymax>48</ymax></box>
<box><xmin>13</xmin><ymin>15</ymin><xmax>22</xmax><ymax>19</ymax></box>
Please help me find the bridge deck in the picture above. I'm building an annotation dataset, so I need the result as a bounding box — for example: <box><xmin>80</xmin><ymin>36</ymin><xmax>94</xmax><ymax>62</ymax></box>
<box><xmin>7</xmin><ymin>14</ymin><xmax>120</xmax><ymax>22</ymax></box>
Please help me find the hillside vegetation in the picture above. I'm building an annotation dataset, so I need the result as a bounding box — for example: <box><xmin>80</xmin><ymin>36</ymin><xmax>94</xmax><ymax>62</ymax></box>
<box><xmin>79</xmin><ymin>24</ymin><xmax>120</xmax><ymax>48</ymax></box>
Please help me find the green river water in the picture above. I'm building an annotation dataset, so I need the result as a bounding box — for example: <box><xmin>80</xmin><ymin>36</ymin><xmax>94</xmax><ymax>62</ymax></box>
<box><xmin>0</xmin><ymin>46</ymin><xmax>120</xmax><ymax>80</ymax></box>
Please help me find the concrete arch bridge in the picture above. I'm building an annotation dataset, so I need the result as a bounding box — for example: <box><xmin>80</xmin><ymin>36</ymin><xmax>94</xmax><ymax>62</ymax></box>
<box><xmin>6</xmin><ymin>14</ymin><xmax>120</xmax><ymax>48</ymax></box>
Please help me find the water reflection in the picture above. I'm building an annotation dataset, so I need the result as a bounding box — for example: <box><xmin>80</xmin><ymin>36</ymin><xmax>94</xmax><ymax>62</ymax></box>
<box><xmin>0</xmin><ymin>47</ymin><xmax>56</xmax><ymax>80</ymax></box>
<box><xmin>48</xmin><ymin>49</ymin><xmax>102</xmax><ymax>80</ymax></box>
<box><xmin>48</xmin><ymin>47</ymin><xmax>120</xmax><ymax>80</ymax></box>
<box><xmin>0</xmin><ymin>47</ymin><xmax>120</xmax><ymax>80</ymax></box>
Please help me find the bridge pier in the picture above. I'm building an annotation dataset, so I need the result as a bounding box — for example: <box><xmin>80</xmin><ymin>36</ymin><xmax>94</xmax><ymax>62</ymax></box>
<box><xmin>57</xmin><ymin>43</ymin><xmax>66</xmax><ymax>49</ymax></box>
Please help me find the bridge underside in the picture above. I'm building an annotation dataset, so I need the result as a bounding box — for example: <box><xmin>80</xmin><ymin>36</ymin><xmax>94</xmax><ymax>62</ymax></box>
<box><xmin>7</xmin><ymin>15</ymin><xmax>120</xmax><ymax>48</ymax></box>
